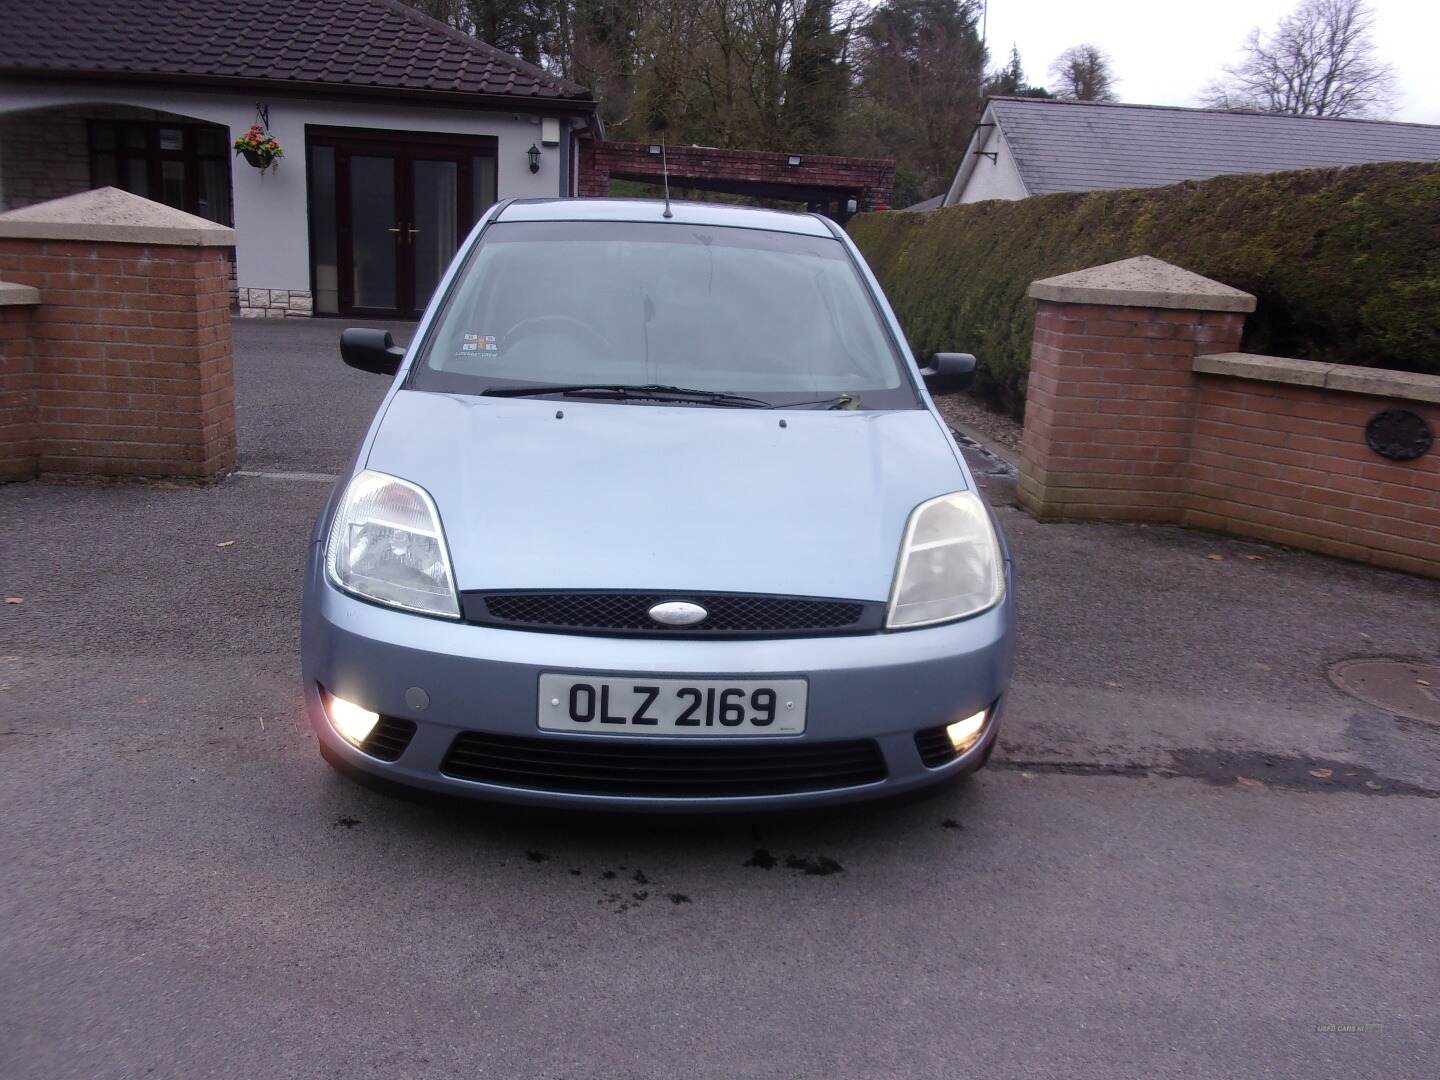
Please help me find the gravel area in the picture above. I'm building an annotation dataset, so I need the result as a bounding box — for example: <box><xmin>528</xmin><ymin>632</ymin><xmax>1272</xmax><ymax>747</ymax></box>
<box><xmin>930</xmin><ymin>390</ymin><xmax>1024</xmax><ymax>452</ymax></box>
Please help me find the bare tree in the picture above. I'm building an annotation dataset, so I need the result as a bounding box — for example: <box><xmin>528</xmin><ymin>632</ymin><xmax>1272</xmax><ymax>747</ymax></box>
<box><xmin>1200</xmin><ymin>0</ymin><xmax>1396</xmax><ymax>117</ymax></box>
<box><xmin>1048</xmin><ymin>43</ymin><xmax>1116</xmax><ymax>102</ymax></box>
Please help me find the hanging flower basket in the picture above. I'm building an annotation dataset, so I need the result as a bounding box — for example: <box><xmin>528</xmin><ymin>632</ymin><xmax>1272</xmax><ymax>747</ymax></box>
<box><xmin>234</xmin><ymin>123</ymin><xmax>283</xmax><ymax>174</ymax></box>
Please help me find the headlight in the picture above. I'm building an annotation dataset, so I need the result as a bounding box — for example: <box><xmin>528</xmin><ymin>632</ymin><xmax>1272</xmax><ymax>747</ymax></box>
<box><xmin>886</xmin><ymin>490</ymin><xmax>1004</xmax><ymax>629</ymax></box>
<box><xmin>325</xmin><ymin>470</ymin><xmax>460</xmax><ymax>618</ymax></box>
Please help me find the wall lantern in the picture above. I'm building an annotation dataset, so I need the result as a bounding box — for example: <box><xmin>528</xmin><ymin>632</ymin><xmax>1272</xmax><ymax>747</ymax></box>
<box><xmin>648</xmin><ymin>144</ymin><xmax>662</xmax><ymax>155</ymax></box>
<box><xmin>786</xmin><ymin>155</ymin><xmax>802</xmax><ymax>167</ymax></box>
<box><xmin>527</xmin><ymin>144</ymin><xmax>541</xmax><ymax>173</ymax></box>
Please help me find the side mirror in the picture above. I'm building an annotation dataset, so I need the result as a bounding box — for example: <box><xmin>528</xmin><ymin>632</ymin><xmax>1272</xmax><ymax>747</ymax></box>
<box><xmin>918</xmin><ymin>352</ymin><xmax>977</xmax><ymax>391</ymax></box>
<box><xmin>340</xmin><ymin>328</ymin><xmax>406</xmax><ymax>377</ymax></box>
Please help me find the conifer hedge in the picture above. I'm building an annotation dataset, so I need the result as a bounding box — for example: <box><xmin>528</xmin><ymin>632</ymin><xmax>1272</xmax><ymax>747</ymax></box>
<box><xmin>847</xmin><ymin>161</ymin><xmax>1440</xmax><ymax>416</ymax></box>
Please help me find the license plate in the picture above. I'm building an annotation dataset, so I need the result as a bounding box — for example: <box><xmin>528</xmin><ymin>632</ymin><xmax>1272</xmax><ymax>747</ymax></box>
<box><xmin>538</xmin><ymin>674</ymin><xmax>807</xmax><ymax>735</ymax></box>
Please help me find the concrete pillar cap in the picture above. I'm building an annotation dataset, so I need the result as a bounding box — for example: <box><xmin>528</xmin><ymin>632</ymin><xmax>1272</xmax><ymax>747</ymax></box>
<box><xmin>1028</xmin><ymin>255</ymin><xmax>1256</xmax><ymax>313</ymax></box>
<box><xmin>0</xmin><ymin>281</ymin><xmax>41</xmax><ymax>306</ymax></box>
<box><xmin>0</xmin><ymin>187</ymin><xmax>236</xmax><ymax>247</ymax></box>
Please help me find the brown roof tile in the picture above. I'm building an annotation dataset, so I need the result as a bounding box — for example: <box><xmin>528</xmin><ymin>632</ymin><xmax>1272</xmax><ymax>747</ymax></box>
<box><xmin>0</xmin><ymin>0</ymin><xmax>592</xmax><ymax>104</ymax></box>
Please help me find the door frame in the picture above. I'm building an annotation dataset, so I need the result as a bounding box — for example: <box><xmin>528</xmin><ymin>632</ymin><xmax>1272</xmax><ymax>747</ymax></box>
<box><xmin>305</xmin><ymin>126</ymin><xmax>499</xmax><ymax>318</ymax></box>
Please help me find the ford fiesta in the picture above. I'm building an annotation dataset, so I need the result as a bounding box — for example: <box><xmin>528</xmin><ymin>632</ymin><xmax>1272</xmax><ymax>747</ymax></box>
<box><xmin>302</xmin><ymin>198</ymin><xmax>1015</xmax><ymax>811</ymax></box>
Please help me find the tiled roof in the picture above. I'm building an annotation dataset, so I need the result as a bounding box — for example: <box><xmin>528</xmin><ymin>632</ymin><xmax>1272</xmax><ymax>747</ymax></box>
<box><xmin>0</xmin><ymin>0</ymin><xmax>591</xmax><ymax>104</ymax></box>
<box><xmin>989</xmin><ymin>97</ymin><xmax>1440</xmax><ymax>194</ymax></box>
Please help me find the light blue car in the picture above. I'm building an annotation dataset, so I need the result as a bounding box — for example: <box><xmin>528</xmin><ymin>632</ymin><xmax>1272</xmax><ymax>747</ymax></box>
<box><xmin>302</xmin><ymin>198</ymin><xmax>1015</xmax><ymax>811</ymax></box>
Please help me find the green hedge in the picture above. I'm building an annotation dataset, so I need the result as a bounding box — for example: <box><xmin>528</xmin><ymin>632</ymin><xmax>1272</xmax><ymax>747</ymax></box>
<box><xmin>847</xmin><ymin>161</ymin><xmax>1440</xmax><ymax>417</ymax></box>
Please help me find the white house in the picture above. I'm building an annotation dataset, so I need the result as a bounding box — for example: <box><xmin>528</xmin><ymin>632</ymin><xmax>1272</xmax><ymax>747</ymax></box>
<box><xmin>941</xmin><ymin>97</ymin><xmax>1440</xmax><ymax>208</ymax></box>
<box><xmin>0</xmin><ymin>0</ymin><xmax>602</xmax><ymax>318</ymax></box>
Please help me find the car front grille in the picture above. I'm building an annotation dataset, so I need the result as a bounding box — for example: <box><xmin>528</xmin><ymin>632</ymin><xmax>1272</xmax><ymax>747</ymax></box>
<box><xmin>460</xmin><ymin>591</ymin><xmax>882</xmax><ymax>637</ymax></box>
<box><xmin>362</xmin><ymin>716</ymin><xmax>418</xmax><ymax>762</ymax></box>
<box><xmin>915</xmin><ymin>726</ymin><xmax>958</xmax><ymax>768</ymax></box>
<box><xmin>440</xmin><ymin>731</ymin><xmax>887</xmax><ymax>797</ymax></box>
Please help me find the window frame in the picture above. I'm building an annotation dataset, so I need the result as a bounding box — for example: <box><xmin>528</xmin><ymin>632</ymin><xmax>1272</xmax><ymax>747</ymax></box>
<box><xmin>87</xmin><ymin>120</ymin><xmax>233</xmax><ymax>226</ymax></box>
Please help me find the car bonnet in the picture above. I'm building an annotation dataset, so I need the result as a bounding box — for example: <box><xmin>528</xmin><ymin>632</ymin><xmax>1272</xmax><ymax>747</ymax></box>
<box><xmin>364</xmin><ymin>389</ymin><xmax>970</xmax><ymax>601</ymax></box>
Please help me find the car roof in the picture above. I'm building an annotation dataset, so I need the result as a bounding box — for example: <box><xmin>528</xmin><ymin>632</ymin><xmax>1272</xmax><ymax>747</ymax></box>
<box><xmin>497</xmin><ymin>197</ymin><xmax>836</xmax><ymax>237</ymax></box>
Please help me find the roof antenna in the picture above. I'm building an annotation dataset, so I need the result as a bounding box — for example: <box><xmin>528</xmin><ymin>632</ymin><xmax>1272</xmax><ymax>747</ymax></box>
<box><xmin>660</xmin><ymin>139</ymin><xmax>673</xmax><ymax>219</ymax></box>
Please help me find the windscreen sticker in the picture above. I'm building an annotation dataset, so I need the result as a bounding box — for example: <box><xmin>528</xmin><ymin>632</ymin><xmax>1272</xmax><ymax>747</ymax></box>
<box><xmin>455</xmin><ymin>332</ymin><xmax>499</xmax><ymax>360</ymax></box>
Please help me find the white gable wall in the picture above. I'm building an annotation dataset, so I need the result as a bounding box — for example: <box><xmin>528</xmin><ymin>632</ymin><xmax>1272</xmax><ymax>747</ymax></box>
<box><xmin>951</xmin><ymin>123</ymin><xmax>1027</xmax><ymax>205</ymax></box>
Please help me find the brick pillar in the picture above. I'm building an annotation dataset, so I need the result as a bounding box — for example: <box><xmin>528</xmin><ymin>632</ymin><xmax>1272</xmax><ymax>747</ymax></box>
<box><xmin>0</xmin><ymin>187</ymin><xmax>237</xmax><ymax>481</ymax></box>
<box><xmin>1017</xmin><ymin>256</ymin><xmax>1255</xmax><ymax>522</ymax></box>
<box><xmin>577</xmin><ymin>141</ymin><xmax>609</xmax><ymax>197</ymax></box>
<box><xmin>0</xmin><ymin>282</ymin><xmax>39</xmax><ymax>481</ymax></box>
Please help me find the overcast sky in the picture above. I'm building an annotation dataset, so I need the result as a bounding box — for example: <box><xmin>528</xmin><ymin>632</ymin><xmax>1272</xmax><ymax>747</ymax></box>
<box><xmin>983</xmin><ymin>0</ymin><xmax>1440</xmax><ymax>124</ymax></box>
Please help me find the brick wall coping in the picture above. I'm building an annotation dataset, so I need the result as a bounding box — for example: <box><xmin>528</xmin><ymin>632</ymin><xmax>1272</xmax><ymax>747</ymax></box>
<box><xmin>0</xmin><ymin>186</ymin><xmax>235</xmax><ymax>248</ymax></box>
<box><xmin>0</xmin><ymin>280</ymin><xmax>40</xmax><ymax>306</ymax></box>
<box><xmin>1029</xmin><ymin>254</ymin><xmax>1256</xmax><ymax>313</ymax></box>
<box><xmin>1195</xmin><ymin>351</ymin><xmax>1440</xmax><ymax>405</ymax></box>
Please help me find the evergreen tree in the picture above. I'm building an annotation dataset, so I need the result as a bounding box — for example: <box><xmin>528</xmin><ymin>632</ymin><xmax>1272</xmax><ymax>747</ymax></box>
<box><xmin>984</xmin><ymin>45</ymin><xmax>1051</xmax><ymax>98</ymax></box>
<box><xmin>783</xmin><ymin>0</ymin><xmax>849</xmax><ymax>150</ymax></box>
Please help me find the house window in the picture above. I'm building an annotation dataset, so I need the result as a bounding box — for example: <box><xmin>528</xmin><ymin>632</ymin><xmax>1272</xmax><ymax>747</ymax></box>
<box><xmin>89</xmin><ymin>121</ymin><xmax>233</xmax><ymax>225</ymax></box>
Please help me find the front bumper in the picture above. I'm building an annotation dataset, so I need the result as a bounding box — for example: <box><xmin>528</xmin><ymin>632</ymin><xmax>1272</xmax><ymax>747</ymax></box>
<box><xmin>301</xmin><ymin>545</ymin><xmax>1015</xmax><ymax>812</ymax></box>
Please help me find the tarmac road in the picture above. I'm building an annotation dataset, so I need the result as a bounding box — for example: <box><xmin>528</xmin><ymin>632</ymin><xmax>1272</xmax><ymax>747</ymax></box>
<box><xmin>2</xmin><ymin>319</ymin><xmax>1437</xmax><ymax>1079</ymax></box>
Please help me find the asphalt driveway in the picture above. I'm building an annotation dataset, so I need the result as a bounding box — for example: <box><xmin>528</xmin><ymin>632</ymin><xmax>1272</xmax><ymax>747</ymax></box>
<box><xmin>2</xmin><ymin>318</ymin><xmax>1438</xmax><ymax>1079</ymax></box>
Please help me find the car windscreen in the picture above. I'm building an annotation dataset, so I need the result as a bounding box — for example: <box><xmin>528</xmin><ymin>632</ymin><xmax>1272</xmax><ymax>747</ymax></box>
<box><xmin>407</xmin><ymin>219</ymin><xmax>918</xmax><ymax>408</ymax></box>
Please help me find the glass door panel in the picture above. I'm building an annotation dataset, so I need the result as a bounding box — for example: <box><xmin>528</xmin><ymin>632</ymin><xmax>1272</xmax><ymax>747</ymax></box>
<box><xmin>350</xmin><ymin>155</ymin><xmax>398</xmax><ymax>311</ymax></box>
<box><xmin>412</xmin><ymin>159</ymin><xmax>458</xmax><ymax>309</ymax></box>
<box><xmin>472</xmin><ymin>155</ymin><xmax>497</xmax><ymax>217</ymax></box>
<box><xmin>308</xmin><ymin>146</ymin><xmax>339</xmax><ymax>314</ymax></box>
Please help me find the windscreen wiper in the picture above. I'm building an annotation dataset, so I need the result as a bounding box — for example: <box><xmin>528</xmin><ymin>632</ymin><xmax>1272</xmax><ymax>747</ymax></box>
<box><xmin>482</xmin><ymin>383</ymin><xmax>772</xmax><ymax>408</ymax></box>
<box><xmin>771</xmin><ymin>393</ymin><xmax>860</xmax><ymax>410</ymax></box>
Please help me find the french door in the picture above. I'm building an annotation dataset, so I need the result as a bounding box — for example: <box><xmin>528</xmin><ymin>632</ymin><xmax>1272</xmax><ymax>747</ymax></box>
<box><xmin>307</xmin><ymin>129</ymin><xmax>498</xmax><ymax>318</ymax></box>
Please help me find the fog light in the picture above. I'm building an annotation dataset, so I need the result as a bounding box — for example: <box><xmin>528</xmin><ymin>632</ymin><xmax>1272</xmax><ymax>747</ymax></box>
<box><xmin>946</xmin><ymin>709</ymin><xmax>989</xmax><ymax>754</ymax></box>
<box><xmin>327</xmin><ymin>692</ymin><xmax>380</xmax><ymax>746</ymax></box>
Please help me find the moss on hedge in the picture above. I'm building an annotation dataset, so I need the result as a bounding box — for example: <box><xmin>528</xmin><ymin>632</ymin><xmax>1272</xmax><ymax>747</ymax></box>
<box><xmin>847</xmin><ymin>161</ymin><xmax>1440</xmax><ymax>417</ymax></box>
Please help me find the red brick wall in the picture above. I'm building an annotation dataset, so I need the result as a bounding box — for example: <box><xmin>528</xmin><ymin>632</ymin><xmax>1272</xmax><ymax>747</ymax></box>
<box><xmin>578</xmin><ymin>141</ymin><xmax>895</xmax><ymax>211</ymax></box>
<box><xmin>0</xmin><ymin>239</ymin><xmax>235</xmax><ymax>479</ymax></box>
<box><xmin>1019</xmin><ymin>294</ymin><xmax>1440</xmax><ymax>578</ymax></box>
<box><xmin>1185</xmin><ymin>378</ymin><xmax>1440</xmax><ymax>578</ymax></box>
<box><xmin>0</xmin><ymin>301</ymin><xmax>37</xmax><ymax>481</ymax></box>
<box><xmin>1018</xmin><ymin>300</ymin><xmax>1245</xmax><ymax>521</ymax></box>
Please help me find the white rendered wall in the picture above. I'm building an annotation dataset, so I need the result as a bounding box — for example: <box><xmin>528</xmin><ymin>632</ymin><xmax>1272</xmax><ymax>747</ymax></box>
<box><xmin>954</xmin><ymin>125</ymin><xmax>1027</xmax><ymax>205</ymax></box>
<box><xmin>0</xmin><ymin>81</ymin><xmax>580</xmax><ymax>293</ymax></box>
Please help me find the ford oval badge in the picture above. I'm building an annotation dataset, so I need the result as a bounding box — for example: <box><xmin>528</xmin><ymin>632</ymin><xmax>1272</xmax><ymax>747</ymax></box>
<box><xmin>648</xmin><ymin>600</ymin><xmax>708</xmax><ymax>627</ymax></box>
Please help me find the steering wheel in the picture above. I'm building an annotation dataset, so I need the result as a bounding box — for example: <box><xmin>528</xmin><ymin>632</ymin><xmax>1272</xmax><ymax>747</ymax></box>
<box><xmin>504</xmin><ymin>314</ymin><xmax>614</xmax><ymax>358</ymax></box>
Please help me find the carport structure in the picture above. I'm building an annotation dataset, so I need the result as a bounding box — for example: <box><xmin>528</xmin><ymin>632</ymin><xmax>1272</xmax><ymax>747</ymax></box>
<box><xmin>578</xmin><ymin>141</ymin><xmax>894</xmax><ymax>222</ymax></box>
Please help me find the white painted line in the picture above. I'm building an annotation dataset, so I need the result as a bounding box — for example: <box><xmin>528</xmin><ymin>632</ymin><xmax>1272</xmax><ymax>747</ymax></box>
<box><xmin>236</xmin><ymin>470</ymin><xmax>339</xmax><ymax>483</ymax></box>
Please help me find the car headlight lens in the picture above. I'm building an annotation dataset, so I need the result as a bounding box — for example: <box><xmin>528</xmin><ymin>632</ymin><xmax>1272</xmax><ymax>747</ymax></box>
<box><xmin>325</xmin><ymin>470</ymin><xmax>460</xmax><ymax>618</ymax></box>
<box><xmin>886</xmin><ymin>490</ymin><xmax>1004</xmax><ymax>629</ymax></box>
